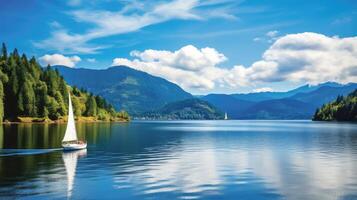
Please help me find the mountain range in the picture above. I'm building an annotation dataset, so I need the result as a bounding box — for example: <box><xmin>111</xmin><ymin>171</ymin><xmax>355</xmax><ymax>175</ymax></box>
<box><xmin>203</xmin><ymin>82</ymin><xmax>357</xmax><ymax>119</ymax></box>
<box><xmin>54</xmin><ymin>65</ymin><xmax>192</xmax><ymax>115</ymax></box>
<box><xmin>54</xmin><ymin>65</ymin><xmax>357</xmax><ymax>120</ymax></box>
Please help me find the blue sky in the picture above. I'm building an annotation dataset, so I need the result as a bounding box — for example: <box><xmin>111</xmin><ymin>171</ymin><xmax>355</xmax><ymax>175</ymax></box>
<box><xmin>0</xmin><ymin>0</ymin><xmax>356</xmax><ymax>94</ymax></box>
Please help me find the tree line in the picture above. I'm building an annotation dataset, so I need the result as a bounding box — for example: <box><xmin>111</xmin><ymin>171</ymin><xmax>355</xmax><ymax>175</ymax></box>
<box><xmin>313</xmin><ymin>89</ymin><xmax>357</xmax><ymax>121</ymax></box>
<box><xmin>0</xmin><ymin>43</ymin><xmax>129</xmax><ymax>122</ymax></box>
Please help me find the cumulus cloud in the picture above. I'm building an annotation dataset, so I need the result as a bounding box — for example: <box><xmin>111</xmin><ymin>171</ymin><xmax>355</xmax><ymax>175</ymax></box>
<box><xmin>253</xmin><ymin>87</ymin><xmax>274</xmax><ymax>93</ymax></box>
<box><xmin>112</xmin><ymin>32</ymin><xmax>357</xmax><ymax>93</ymax></box>
<box><xmin>112</xmin><ymin>45</ymin><xmax>228</xmax><ymax>90</ymax></box>
<box><xmin>39</xmin><ymin>54</ymin><xmax>81</xmax><ymax>67</ymax></box>
<box><xmin>248</xmin><ymin>32</ymin><xmax>357</xmax><ymax>84</ymax></box>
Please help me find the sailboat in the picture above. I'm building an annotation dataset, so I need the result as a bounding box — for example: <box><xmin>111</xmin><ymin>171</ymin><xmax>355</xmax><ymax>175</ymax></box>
<box><xmin>62</xmin><ymin>92</ymin><xmax>87</xmax><ymax>151</ymax></box>
<box><xmin>224</xmin><ymin>112</ymin><xmax>228</xmax><ymax>120</ymax></box>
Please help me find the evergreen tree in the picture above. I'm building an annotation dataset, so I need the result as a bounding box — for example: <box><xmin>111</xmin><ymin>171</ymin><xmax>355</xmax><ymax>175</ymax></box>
<box><xmin>55</xmin><ymin>91</ymin><xmax>67</xmax><ymax>116</ymax></box>
<box><xmin>72</xmin><ymin>96</ymin><xmax>82</xmax><ymax>116</ymax></box>
<box><xmin>0</xmin><ymin>43</ymin><xmax>129</xmax><ymax>122</ymax></box>
<box><xmin>1</xmin><ymin>43</ymin><xmax>7</xmax><ymax>60</ymax></box>
<box><xmin>0</xmin><ymin>81</ymin><xmax>4</xmax><ymax>122</ymax></box>
<box><xmin>85</xmin><ymin>96</ymin><xmax>97</xmax><ymax>116</ymax></box>
<box><xmin>21</xmin><ymin>80</ymin><xmax>36</xmax><ymax>116</ymax></box>
<box><xmin>35</xmin><ymin>82</ymin><xmax>48</xmax><ymax>118</ymax></box>
<box><xmin>47</xmin><ymin>96</ymin><xmax>60</xmax><ymax>120</ymax></box>
<box><xmin>313</xmin><ymin>89</ymin><xmax>357</xmax><ymax>121</ymax></box>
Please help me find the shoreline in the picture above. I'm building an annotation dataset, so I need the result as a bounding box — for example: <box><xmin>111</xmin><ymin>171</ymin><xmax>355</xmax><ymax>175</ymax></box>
<box><xmin>2</xmin><ymin>117</ymin><xmax>130</xmax><ymax>124</ymax></box>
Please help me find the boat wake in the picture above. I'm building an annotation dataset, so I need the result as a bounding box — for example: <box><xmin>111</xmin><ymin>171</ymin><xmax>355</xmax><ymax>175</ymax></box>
<box><xmin>0</xmin><ymin>148</ymin><xmax>62</xmax><ymax>157</ymax></box>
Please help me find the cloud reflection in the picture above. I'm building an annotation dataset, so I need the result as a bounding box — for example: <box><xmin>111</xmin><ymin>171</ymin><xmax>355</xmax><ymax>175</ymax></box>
<box><xmin>112</xmin><ymin>121</ymin><xmax>357</xmax><ymax>200</ymax></box>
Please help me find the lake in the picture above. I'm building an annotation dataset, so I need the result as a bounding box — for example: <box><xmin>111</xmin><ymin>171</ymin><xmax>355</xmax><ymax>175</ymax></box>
<box><xmin>0</xmin><ymin>120</ymin><xmax>357</xmax><ymax>200</ymax></box>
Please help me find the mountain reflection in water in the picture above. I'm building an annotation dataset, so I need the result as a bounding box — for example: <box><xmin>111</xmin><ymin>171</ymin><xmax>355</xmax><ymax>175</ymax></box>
<box><xmin>0</xmin><ymin>121</ymin><xmax>356</xmax><ymax>200</ymax></box>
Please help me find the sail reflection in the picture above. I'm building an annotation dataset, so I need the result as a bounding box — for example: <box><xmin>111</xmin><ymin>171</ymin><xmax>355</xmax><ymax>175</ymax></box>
<box><xmin>62</xmin><ymin>149</ymin><xmax>87</xmax><ymax>199</ymax></box>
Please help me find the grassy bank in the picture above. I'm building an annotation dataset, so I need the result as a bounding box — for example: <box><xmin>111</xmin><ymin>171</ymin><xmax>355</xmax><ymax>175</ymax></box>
<box><xmin>3</xmin><ymin>116</ymin><xmax>130</xmax><ymax>124</ymax></box>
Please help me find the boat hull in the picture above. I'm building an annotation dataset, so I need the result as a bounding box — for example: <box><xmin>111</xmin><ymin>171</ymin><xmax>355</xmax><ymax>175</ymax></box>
<box><xmin>62</xmin><ymin>143</ymin><xmax>87</xmax><ymax>151</ymax></box>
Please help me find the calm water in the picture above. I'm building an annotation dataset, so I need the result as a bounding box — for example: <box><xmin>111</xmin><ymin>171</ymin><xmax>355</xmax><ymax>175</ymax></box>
<box><xmin>0</xmin><ymin>120</ymin><xmax>357</xmax><ymax>200</ymax></box>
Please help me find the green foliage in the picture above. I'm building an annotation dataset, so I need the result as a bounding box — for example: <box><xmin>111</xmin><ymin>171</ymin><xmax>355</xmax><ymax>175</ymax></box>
<box><xmin>0</xmin><ymin>43</ymin><xmax>130</xmax><ymax>122</ymax></box>
<box><xmin>313</xmin><ymin>89</ymin><xmax>357</xmax><ymax>121</ymax></box>
<box><xmin>85</xmin><ymin>95</ymin><xmax>97</xmax><ymax>116</ymax></box>
<box><xmin>0</xmin><ymin>81</ymin><xmax>4</xmax><ymax>122</ymax></box>
<box><xmin>143</xmin><ymin>98</ymin><xmax>223</xmax><ymax>120</ymax></box>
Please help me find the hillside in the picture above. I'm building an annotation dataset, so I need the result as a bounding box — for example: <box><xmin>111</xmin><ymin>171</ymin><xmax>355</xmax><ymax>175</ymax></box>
<box><xmin>53</xmin><ymin>63</ymin><xmax>356</xmax><ymax>120</ymax></box>
<box><xmin>202</xmin><ymin>82</ymin><xmax>357</xmax><ymax>119</ymax></box>
<box><xmin>55</xmin><ymin>65</ymin><xmax>192</xmax><ymax>115</ymax></box>
<box><xmin>142</xmin><ymin>98</ymin><xmax>224</xmax><ymax>120</ymax></box>
<box><xmin>201</xmin><ymin>94</ymin><xmax>254</xmax><ymax>119</ymax></box>
<box><xmin>289</xmin><ymin>84</ymin><xmax>357</xmax><ymax>107</ymax></box>
<box><xmin>313</xmin><ymin>89</ymin><xmax>357</xmax><ymax>121</ymax></box>
<box><xmin>238</xmin><ymin>99</ymin><xmax>315</xmax><ymax>119</ymax></box>
<box><xmin>0</xmin><ymin>44</ymin><xmax>129</xmax><ymax>122</ymax></box>
<box><xmin>231</xmin><ymin>82</ymin><xmax>349</xmax><ymax>102</ymax></box>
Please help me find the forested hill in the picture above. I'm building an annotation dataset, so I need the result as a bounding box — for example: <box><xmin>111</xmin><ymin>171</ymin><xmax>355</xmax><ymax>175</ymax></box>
<box><xmin>0</xmin><ymin>43</ymin><xmax>129</xmax><ymax>122</ymax></box>
<box><xmin>142</xmin><ymin>98</ymin><xmax>224</xmax><ymax>120</ymax></box>
<box><xmin>54</xmin><ymin>65</ymin><xmax>192</xmax><ymax>115</ymax></box>
<box><xmin>313</xmin><ymin>89</ymin><xmax>357</xmax><ymax>121</ymax></box>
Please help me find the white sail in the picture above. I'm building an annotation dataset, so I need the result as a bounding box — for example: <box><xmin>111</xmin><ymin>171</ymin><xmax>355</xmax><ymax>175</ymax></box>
<box><xmin>224</xmin><ymin>112</ymin><xmax>228</xmax><ymax>120</ymax></box>
<box><xmin>62</xmin><ymin>93</ymin><xmax>78</xmax><ymax>142</ymax></box>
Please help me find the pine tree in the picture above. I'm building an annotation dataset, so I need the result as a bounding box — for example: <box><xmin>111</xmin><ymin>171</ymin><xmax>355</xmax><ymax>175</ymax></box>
<box><xmin>55</xmin><ymin>91</ymin><xmax>67</xmax><ymax>116</ymax></box>
<box><xmin>35</xmin><ymin>82</ymin><xmax>48</xmax><ymax>118</ymax></box>
<box><xmin>20</xmin><ymin>80</ymin><xmax>36</xmax><ymax>116</ymax></box>
<box><xmin>1</xmin><ymin>43</ymin><xmax>7</xmax><ymax>60</ymax></box>
<box><xmin>0</xmin><ymin>80</ymin><xmax>4</xmax><ymax>122</ymax></box>
<box><xmin>0</xmin><ymin>43</ymin><xmax>126</xmax><ymax>121</ymax></box>
<box><xmin>85</xmin><ymin>96</ymin><xmax>97</xmax><ymax>116</ymax></box>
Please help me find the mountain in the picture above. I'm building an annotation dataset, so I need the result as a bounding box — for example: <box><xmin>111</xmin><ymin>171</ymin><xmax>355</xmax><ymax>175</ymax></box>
<box><xmin>238</xmin><ymin>99</ymin><xmax>315</xmax><ymax>119</ymax></box>
<box><xmin>201</xmin><ymin>94</ymin><xmax>254</xmax><ymax>119</ymax></box>
<box><xmin>231</xmin><ymin>82</ymin><xmax>347</xmax><ymax>102</ymax></box>
<box><xmin>54</xmin><ymin>65</ymin><xmax>192</xmax><ymax>115</ymax></box>
<box><xmin>313</xmin><ymin>89</ymin><xmax>357</xmax><ymax>121</ymax></box>
<box><xmin>142</xmin><ymin>98</ymin><xmax>224</xmax><ymax>120</ymax></box>
<box><xmin>55</xmin><ymin>64</ymin><xmax>357</xmax><ymax>120</ymax></box>
<box><xmin>289</xmin><ymin>84</ymin><xmax>357</xmax><ymax>108</ymax></box>
<box><xmin>202</xmin><ymin>82</ymin><xmax>357</xmax><ymax>119</ymax></box>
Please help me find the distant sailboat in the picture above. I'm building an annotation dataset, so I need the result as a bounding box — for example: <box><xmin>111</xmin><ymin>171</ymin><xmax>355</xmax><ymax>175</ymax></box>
<box><xmin>224</xmin><ymin>112</ymin><xmax>228</xmax><ymax>120</ymax></box>
<box><xmin>62</xmin><ymin>92</ymin><xmax>87</xmax><ymax>151</ymax></box>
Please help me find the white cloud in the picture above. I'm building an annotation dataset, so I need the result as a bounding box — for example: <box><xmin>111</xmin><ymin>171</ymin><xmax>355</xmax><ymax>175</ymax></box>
<box><xmin>39</xmin><ymin>54</ymin><xmax>81</xmax><ymax>67</ymax></box>
<box><xmin>253</xmin><ymin>87</ymin><xmax>274</xmax><ymax>93</ymax></box>
<box><xmin>254</xmin><ymin>30</ymin><xmax>280</xmax><ymax>43</ymax></box>
<box><xmin>253</xmin><ymin>37</ymin><xmax>262</xmax><ymax>42</ymax></box>
<box><xmin>35</xmin><ymin>0</ymin><xmax>238</xmax><ymax>54</ymax></box>
<box><xmin>266</xmin><ymin>30</ymin><xmax>278</xmax><ymax>38</ymax></box>
<box><xmin>87</xmin><ymin>58</ymin><xmax>96</xmax><ymax>63</ymax></box>
<box><xmin>247</xmin><ymin>32</ymin><xmax>357</xmax><ymax>84</ymax></box>
<box><xmin>112</xmin><ymin>45</ymin><xmax>229</xmax><ymax>91</ymax></box>
<box><xmin>112</xmin><ymin>32</ymin><xmax>357</xmax><ymax>93</ymax></box>
<box><xmin>49</xmin><ymin>21</ymin><xmax>62</xmax><ymax>29</ymax></box>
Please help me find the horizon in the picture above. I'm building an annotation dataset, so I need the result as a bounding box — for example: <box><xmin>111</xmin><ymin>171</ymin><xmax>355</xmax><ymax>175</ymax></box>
<box><xmin>1</xmin><ymin>0</ymin><xmax>356</xmax><ymax>94</ymax></box>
